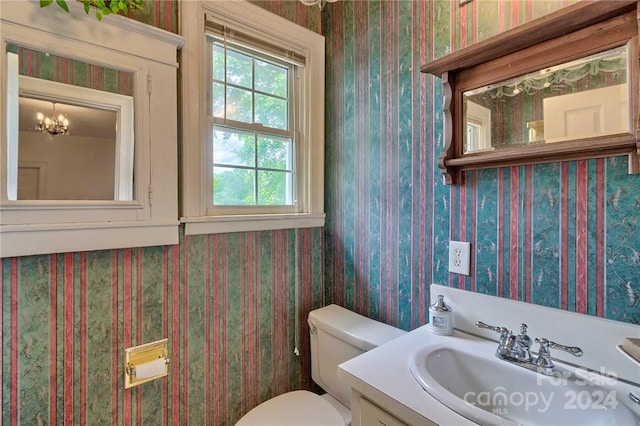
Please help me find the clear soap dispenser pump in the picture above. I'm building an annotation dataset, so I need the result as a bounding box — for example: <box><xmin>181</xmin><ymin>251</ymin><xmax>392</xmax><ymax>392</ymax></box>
<box><xmin>429</xmin><ymin>294</ymin><xmax>453</xmax><ymax>335</ymax></box>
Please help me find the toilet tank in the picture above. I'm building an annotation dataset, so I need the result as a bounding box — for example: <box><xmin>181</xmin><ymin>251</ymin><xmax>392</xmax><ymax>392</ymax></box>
<box><xmin>308</xmin><ymin>304</ymin><xmax>405</xmax><ymax>409</ymax></box>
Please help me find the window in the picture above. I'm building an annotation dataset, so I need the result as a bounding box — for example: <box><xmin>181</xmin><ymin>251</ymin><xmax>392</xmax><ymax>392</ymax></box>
<box><xmin>181</xmin><ymin>1</ymin><xmax>325</xmax><ymax>235</ymax></box>
<box><xmin>465</xmin><ymin>101</ymin><xmax>492</xmax><ymax>152</ymax></box>
<box><xmin>208</xmin><ymin>37</ymin><xmax>296</xmax><ymax>210</ymax></box>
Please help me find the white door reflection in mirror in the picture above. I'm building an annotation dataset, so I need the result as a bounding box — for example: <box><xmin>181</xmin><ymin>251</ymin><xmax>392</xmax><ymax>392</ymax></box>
<box><xmin>543</xmin><ymin>83</ymin><xmax>628</xmax><ymax>143</ymax></box>
<box><xmin>6</xmin><ymin>51</ymin><xmax>134</xmax><ymax>201</ymax></box>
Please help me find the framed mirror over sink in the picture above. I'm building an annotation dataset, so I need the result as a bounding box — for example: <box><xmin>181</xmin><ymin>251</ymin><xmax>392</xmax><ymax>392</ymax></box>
<box><xmin>421</xmin><ymin>0</ymin><xmax>640</xmax><ymax>185</ymax></box>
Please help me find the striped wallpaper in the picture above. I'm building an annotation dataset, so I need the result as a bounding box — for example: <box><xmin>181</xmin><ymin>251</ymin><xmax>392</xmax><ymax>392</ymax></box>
<box><xmin>12</xmin><ymin>45</ymin><xmax>134</xmax><ymax>96</ymax></box>
<box><xmin>1</xmin><ymin>2</ymin><xmax>324</xmax><ymax>425</ymax></box>
<box><xmin>1</xmin><ymin>229</ymin><xmax>325</xmax><ymax>425</ymax></box>
<box><xmin>4</xmin><ymin>1</ymin><xmax>640</xmax><ymax>425</ymax></box>
<box><xmin>249</xmin><ymin>0</ymin><xmax>322</xmax><ymax>34</ymax></box>
<box><xmin>324</xmin><ymin>0</ymin><xmax>640</xmax><ymax>329</ymax></box>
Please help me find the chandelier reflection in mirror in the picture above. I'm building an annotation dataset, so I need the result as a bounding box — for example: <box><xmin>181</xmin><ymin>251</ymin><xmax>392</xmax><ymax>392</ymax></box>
<box><xmin>35</xmin><ymin>102</ymin><xmax>69</xmax><ymax>136</ymax></box>
<box><xmin>468</xmin><ymin>46</ymin><xmax>627</xmax><ymax>100</ymax></box>
<box><xmin>299</xmin><ymin>0</ymin><xmax>337</xmax><ymax>10</ymax></box>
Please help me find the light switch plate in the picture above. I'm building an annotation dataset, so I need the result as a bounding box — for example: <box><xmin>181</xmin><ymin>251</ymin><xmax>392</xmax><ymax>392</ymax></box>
<box><xmin>449</xmin><ymin>241</ymin><xmax>470</xmax><ymax>275</ymax></box>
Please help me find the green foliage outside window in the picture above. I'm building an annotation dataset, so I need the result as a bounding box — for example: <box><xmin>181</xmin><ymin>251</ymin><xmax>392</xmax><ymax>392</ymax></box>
<box><xmin>213</xmin><ymin>131</ymin><xmax>292</xmax><ymax>206</ymax></box>
<box><xmin>211</xmin><ymin>41</ymin><xmax>293</xmax><ymax>207</ymax></box>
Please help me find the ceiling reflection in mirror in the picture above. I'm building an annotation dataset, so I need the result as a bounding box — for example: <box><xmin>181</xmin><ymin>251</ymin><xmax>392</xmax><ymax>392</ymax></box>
<box><xmin>18</xmin><ymin>97</ymin><xmax>118</xmax><ymax>200</ymax></box>
<box><xmin>6</xmin><ymin>44</ymin><xmax>135</xmax><ymax>201</ymax></box>
<box><xmin>463</xmin><ymin>45</ymin><xmax>628</xmax><ymax>154</ymax></box>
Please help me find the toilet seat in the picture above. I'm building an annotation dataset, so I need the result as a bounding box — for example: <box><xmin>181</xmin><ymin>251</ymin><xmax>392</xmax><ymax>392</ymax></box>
<box><xmin>235</xmin><ymin>390</ymin><xmax>346</xmax><ymax>426</ymax></box>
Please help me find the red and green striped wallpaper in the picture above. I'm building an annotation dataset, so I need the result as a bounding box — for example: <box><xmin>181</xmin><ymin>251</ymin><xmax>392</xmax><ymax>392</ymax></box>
<box><xmin>324</xmin><ymin>0</ymin><xmax>640</xmax><ymax>331</ymax></box>
<box><xmin>1</xmin><ymin>2</ymin><xmax>324</xmax><ymax>425</ymax></box>
<box><xmin>4</xmin><ymin>1</ymin><xmax>640</xmax><ymax>425</ymax></box>
<box><xmin>11</xmin><ymin>45</ymin><xmax>134</xmax><ymax>95</ymax></box>
<box><xmin>1</xmin><ymin>229</ymin><xmax>325</xmax><ymax>425</ymax></box>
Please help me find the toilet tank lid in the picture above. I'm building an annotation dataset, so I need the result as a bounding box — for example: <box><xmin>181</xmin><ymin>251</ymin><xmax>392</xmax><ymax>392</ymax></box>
<box><xmin>308</xmin><ymin>304</ymin><xmax>405</xmax><ymax>351</ymax></box>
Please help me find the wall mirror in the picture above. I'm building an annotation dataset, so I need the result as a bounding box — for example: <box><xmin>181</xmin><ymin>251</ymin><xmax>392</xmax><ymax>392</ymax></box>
<box><xmin>1</xmin><ymin>0</ymin><xmax>183</xmax><ymax>257</ymax></box>
<box><xmin>421</xmin><ymin>1</ymin><xmax>640</xmax><ymax>184</ymax></box>
<box><xmin>7</xmin><ymin>47</ymin><xmax>134</xmax><ymax>201</ymax></box>
<box><xmin>463</xmin><ymin>45</ymin><xmax>628</xmax><ymax>153</ymax></box>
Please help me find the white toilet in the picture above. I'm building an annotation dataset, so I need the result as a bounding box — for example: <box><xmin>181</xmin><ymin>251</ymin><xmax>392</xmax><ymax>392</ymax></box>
<box><xmin>235</xmin><ymin>304</ymin><xmax>406</xmax><ymax>426</ymax></box>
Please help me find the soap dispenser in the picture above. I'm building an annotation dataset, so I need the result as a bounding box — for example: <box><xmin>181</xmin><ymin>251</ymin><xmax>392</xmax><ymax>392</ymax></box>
<box><xmin>429</xmin><ymin>294</ymin><xmax>453</xmax><ymax>335</ymax></box>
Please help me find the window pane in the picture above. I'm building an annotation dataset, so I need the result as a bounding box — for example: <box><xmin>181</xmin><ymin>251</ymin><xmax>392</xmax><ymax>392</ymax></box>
<box><xmin>214</xmin><ymin>167</ymin><xmax>255</xmax><ymax>205</ymax></box>
<box><xmin>213</xmin><ymin>128</ymin><xmax>255</xmax><ymax>167</ymax></box>
<box><xmin>226</xmin><ymin>49</ymin><xmax>252</xmax><ymax>89</ymax></box>
<box><xmin>212</xmin><ymin>44</ymin><xmax>225</xmax><ymax>81</ymax></box>
<box><xmin>255</xmin><ymin>94</ymin><xmax>287</xmax><ymax>130</ymax></box>
<box><xmin>226</xmin><ymin>87</ymin><xmax>252</xmax><ymax>123</ymax></box>
<box><xmin>257</xmin><ymin>135</ymin><xmax>291</xmax><ymax>170</ymax></box>
<box><xmin>255</xmin><ymin>60</ymin><xmax>287</xmax><ymax>97</ymax></box>
<box><xmin>212</xmin><ymin>82</ymin><xmax>225</xmax><ymax>118</ymax></box>
<box><xmin>257</xmin><ymin>170</ymin><xmax>291</xmax><ymax>205</ymax></box>
<box><xmin>207</xmin><ymin>37</ymin><xmax>301</xmax><ymax>210</ymax></box>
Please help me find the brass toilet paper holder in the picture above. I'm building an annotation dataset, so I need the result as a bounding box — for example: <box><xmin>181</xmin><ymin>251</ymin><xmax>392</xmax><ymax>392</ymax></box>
<box><xmin>125</xmin><ymin>338</ymin><xmax>169</xmax><ymax>389</ymax></box>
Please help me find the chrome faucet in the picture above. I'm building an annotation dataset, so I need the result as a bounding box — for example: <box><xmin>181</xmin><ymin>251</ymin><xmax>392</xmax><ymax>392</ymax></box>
<box><xmin>516</xmin><ymin>323</ymin><xmax>533</xmax><ymax>363</ymax></box>
<box><xmin>476</xmin><ymin>321</ymin><xmax>583</xmax><ymax>376</ymax></box>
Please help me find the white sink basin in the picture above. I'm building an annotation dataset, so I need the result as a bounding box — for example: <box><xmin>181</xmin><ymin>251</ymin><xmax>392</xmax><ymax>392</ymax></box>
<box><xmin>410</xmin><ymin>340</ymin><xmax>640</xmax><ymax>426</ymax></box>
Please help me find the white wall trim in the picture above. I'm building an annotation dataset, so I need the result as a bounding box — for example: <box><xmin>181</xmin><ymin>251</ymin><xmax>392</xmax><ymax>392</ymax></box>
<box><xmin>183</xmin><ymin>213</ymin><xmax>325</xmax><ymax>236</ymax></box>
<box><xmin>1</xmin><ymin>221</ymin><xmax>179</xmax><ymax>257</ymax></box>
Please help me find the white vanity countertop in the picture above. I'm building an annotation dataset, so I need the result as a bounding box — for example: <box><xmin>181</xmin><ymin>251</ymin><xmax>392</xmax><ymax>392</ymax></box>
<box><xmin>338</xmin><ymin>325</ymin><xmax>478</xmax><ymax>425</ymax></box>
<box><xmin>338</xmin><ymin>323</ymin><xmax>640</xmax><ymax>426</ymax></box>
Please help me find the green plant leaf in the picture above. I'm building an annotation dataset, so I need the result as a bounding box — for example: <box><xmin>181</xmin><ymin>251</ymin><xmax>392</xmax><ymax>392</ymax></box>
<box><xmin>40</xmin><ymin>0</ymin><xmax>145</xmax><ymax>21</ymax></box>
<box><xmin>93</xmin><ymin>0</ymin><xmax>108</xmax><ymax>12</ymax></box>
<box><xmin>55</xmin><ymin>0</ymin><xmax>69</xmax><ymax>12</ymax></box>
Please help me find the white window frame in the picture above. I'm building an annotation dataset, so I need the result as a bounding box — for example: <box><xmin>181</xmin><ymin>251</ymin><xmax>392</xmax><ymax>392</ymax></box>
<box><xmin>180</xmin><ymin>0</ymin><xmax>325</xmax><ymax>235</ymax></box>
<box><xmin>207</xmin><ymin>37</ymin><xmax>297</xmax><ymax>213</ymax></box>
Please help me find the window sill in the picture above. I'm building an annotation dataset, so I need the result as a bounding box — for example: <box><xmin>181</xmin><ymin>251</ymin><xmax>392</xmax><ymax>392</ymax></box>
<box><xmin>181</xmin><ymin>213</ymin><xmax>325</xmax><ymax>236</ymax></box>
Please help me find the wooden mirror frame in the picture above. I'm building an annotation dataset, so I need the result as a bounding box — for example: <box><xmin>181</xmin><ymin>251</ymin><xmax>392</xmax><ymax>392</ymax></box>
<box><xmin>421</xmin><ymin>0</ymin><xmax>640</xmax><ymax>185</ymax></box>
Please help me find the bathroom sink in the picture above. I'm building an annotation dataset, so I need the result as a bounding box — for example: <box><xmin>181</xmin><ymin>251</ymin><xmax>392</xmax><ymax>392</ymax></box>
<box><xmin>409</xmin><ymin>340</ymin><xmax>640</xmax><ymax>426</ymax></box>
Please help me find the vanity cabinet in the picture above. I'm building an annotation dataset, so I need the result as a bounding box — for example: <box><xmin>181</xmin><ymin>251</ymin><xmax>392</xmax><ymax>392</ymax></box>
<box><xmin>357</xmin><ymin>396</ymin><xmax>408</xmax><ymax>426</ymax></box>
<box><xmin>348</xmin><ymin>389</ymin><xmax>437</xmax><ymax>426</ymax></box>
<box><xmin>421</xmin><ymin>0</ymin><xmax>640</xmax><ymax>184</ymax></box>
<box><xmin>0</xmin><ymin>1</ymin><xmax>184</xmax><ymax>256</ymax></box>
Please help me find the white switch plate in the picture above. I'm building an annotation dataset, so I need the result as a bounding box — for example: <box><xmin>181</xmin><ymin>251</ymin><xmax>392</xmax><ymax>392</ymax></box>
<box><xmin>449</xmin><ymin>241</ymin><xmax>470</xmax><ymax>275</ymax></box>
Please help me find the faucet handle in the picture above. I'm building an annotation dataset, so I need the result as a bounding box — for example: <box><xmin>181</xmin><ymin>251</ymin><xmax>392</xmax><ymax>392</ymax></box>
<box><xmin>476</xmin><ymin>321</ymin><xmax>510</xmax><ymax>337</ymax></box>
<box><xmin>535</xmin><ymin>337</ymin><xmax>583</xmax><ymax>357</ymax></box>
<box><xmin>477</xmin><ymin>321</ymin><xmax>513</xmax><ymax>358</ymax></box>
